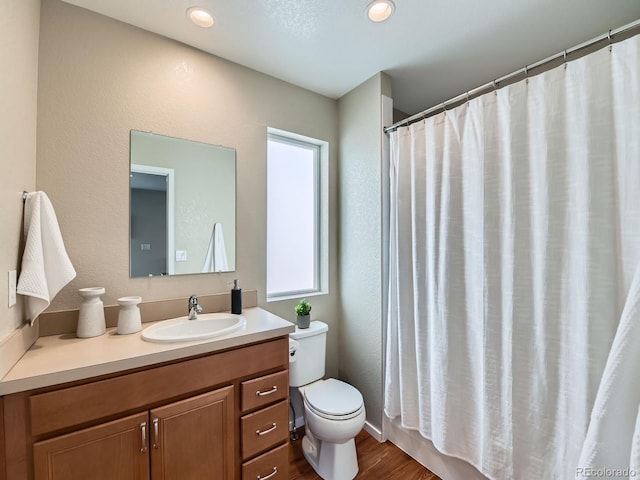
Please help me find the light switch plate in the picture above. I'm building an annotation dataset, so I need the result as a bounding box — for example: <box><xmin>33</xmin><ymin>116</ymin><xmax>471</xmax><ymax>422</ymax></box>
<box><xmin>175</xmin><ymin>250</ymin><xmax>188</xmax><ymax>262</ymax></box>
<box><xmin>8</xmin><ymin>270</ymin><xmax>17</xmax><ymax>307</ymax></box>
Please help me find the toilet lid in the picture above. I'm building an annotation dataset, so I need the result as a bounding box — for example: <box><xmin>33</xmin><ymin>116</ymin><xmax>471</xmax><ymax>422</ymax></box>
<box><xmin>304</xmin><ymin>378</ymin><xmax>363</xmax><ymax>416</ymax></box>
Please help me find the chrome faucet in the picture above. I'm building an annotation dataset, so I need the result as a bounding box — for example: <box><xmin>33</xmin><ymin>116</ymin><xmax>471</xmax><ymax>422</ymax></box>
<box><xmin>188</xmin><ymin>295</ymin><xmax>203</xmax><ymax>320</ymax></box>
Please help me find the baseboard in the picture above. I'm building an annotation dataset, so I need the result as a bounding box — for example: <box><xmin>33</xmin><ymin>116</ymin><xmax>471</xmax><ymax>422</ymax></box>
<box><xmin>364</xmin><ymin>421</ymin><xmax>384</xmax><ymax>442</ymax></box>
<box><xmin>0</xmin><ymin>320</ymin><xmax>39</xmax><ymax>380</ymax></box>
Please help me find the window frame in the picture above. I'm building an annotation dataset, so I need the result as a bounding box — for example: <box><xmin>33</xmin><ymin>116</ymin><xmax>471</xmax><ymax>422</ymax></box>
<box><xmin>266</xmin><ymin>129</ymin><xmax>327</xmax><ymax>301</ymax></box>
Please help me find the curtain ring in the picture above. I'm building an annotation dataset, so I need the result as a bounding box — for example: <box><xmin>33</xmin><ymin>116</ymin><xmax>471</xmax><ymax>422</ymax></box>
<box><xmin>441</xmin><ymin>102</ymin><xmax>447</xmax><ymax>114</ymax></box>
<box><xmin>608</xmin><ymin>29</ymin><xmax>613</xmax><ymax>52</ymax></box>
<box><xmin>524</xmin><ymin>65</ymin><xmax>529</xmax><ymax>84</ymax></box>
<box><xmin>493</xmin><ymin>80</ymin><xmax>498</xmax><ymax>95</ymax></box>
<box><xmin>563</xmin><ymin>50</ymin><xmax>568</xmax><ymax>69</ymax></box>
<box><xmin>466</xmin><ymin>91</ymin><xmax>470</xmax><ymax>103</ymax></box>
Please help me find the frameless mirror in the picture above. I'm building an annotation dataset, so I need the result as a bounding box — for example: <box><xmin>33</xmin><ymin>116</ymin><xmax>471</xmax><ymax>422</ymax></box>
<box><xmin>129</xmin><ymin>130</ymin><xmax>236</xmax><ymax>277</ymax></box>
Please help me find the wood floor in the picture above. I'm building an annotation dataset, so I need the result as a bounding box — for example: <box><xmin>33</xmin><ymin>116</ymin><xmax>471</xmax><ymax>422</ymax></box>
<box><xmin>288</xmin><ymin>429</ymin><xmax>440</xmax><ymax>480</ymax></box>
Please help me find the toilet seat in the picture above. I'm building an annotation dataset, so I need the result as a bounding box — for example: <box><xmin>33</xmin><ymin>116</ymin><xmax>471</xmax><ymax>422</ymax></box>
<box><xmin>303</xmin><ymin>378</ymin><xmax>364</xmax><ymax>420</ymax></box>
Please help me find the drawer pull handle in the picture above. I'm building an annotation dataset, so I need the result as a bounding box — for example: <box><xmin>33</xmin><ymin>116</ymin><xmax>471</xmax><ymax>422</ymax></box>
<box><xmin>256</xmin><ymin>385</ymin><xmax>278</xmax><ymax>397</ymax></box>
<box><xmin>140</xmin><ymin>422</ymin><xmax>147</xmax><ymax>453</ymax></box>
<box><xmin>256</xmin><ymin>423</ymin><xmax>277</xmax><ymax>436</ymax></box>
<box><xmin>257</xmin><ymin>466</ymin><xmax>278</xmax><ymax>480</ymax></box>
<box><xmin>152</xmin><ymin>418</ymin><xmax>159</xmax><ymax>449</ymax></box>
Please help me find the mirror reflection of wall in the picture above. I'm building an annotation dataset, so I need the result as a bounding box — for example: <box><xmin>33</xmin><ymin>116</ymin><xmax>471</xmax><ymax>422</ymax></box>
<box><xmin>129</xmin><ymin>131</ymin><xmax>236</xmax><ymax>277</ymax></box>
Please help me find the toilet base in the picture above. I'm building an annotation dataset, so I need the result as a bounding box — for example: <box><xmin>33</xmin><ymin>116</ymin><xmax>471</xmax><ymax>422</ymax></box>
<box><xmin>302</xmin><ymin>432</ymin><xmax>359</xmax><ymax>480</ymax></box>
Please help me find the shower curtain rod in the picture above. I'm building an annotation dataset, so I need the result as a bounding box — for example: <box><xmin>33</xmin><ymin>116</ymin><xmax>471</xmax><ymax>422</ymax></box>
<box><xmin>384</xmin><ymin>18</ymin><xmax>640</xmax><ymax>133</ymax></box>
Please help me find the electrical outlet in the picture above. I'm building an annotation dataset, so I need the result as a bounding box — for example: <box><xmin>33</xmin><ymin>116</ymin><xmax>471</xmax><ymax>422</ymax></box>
<box><xmin>8</xmin><ymin>270</ymin><xmax>17</xmax><ymax>307</ymax></box>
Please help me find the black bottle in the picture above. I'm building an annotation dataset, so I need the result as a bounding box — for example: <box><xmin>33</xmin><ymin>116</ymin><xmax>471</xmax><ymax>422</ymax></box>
<box><xmin>231</xmin><ymin>279</ymin><xmax>242</xmax><ymax>314</ymax></box>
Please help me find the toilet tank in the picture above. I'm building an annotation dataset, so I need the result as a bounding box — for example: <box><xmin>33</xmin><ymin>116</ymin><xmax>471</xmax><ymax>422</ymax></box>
<box><xmin>289</xmin><ymin>321</ymin><xmax>328</xmax><ymax>387</ymax></box>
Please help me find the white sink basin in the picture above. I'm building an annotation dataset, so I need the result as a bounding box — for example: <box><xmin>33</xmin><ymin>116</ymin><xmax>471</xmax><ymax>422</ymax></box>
<box><xmin>141</xmin><ymin>313</ymin><xmax>246</xmax><ymax>343</ymax></box>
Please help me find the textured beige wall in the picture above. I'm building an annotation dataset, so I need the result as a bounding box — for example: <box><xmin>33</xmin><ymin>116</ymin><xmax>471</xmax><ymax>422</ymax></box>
<box><xmin>338</xmin><ymin>73</ymin><xmax>391</xmax><ymax>431</ymax></box>
<box><xmin>0</xmin><ymin>0</ymin><xmax>40</xmax><ymax>341</ymax></box>
<box><xmin>36</xmin><ymin>0</ymin><xmax>340</xmax><ymax>375</ymax></box>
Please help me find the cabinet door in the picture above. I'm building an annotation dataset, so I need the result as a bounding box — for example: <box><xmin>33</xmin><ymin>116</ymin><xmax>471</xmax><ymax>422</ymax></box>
<box><xmin>33</xmin><ymin>411</ymin><xmax>150</xmax><ymax>480</ymax></box>
<box><xmin>150</xmin><ymin>386</ymin><xmax>234</xmax><ymax>480</ymax></box>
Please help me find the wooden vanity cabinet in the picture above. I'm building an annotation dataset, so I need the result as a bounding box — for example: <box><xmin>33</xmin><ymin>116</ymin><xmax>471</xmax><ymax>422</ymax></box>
<box><xmin>1</xmin><ymin>337</ymin><xmax>289</xmax><ymax>480</ymax></box>
<box><xmin>32</xmin><ymin>386</ymin><xmax>235</xmax><ymax>480</ymax></box>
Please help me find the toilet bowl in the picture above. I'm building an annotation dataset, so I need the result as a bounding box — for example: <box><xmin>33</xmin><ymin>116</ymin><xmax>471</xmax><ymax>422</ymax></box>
<box><xmin>302</xmin><ymin>379</ymin><xmax>366</xmax><ymax>441</ymax></box>
<box><xmin>289</xmin><ymin>322</ymin><xmax>366</xmax><ymax>480</ymax></box>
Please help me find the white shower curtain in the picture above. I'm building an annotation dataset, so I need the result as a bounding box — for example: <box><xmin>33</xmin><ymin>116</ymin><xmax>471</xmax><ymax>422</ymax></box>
<box><xmin>385</xmin><ymin>35</ymin><xmax>640</xmax><ymax>480</ymax></box>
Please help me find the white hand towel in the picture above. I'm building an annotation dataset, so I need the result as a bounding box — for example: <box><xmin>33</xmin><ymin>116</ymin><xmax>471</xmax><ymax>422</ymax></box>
<box><xmin>202</xmin><ymin>223</ymin><xmax>229</xmax><ymax>273</ymax></box>
<box><xmin>17</xmin><ymin>192</ymin><xmax>76</xmax><ymax>325</ymax></box>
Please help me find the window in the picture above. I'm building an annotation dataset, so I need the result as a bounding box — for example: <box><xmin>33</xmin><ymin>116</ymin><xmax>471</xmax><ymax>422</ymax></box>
<box><xmin>266</xmin><ymin>129</ymin><xmax>327</xmax><ymax>300</ymax></box>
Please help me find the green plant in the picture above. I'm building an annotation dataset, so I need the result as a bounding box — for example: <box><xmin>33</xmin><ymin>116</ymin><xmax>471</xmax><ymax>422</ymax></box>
<box><xmin>295</xmin><ymin>299</ymin><xmax>312</xmax><ymax>316</ymax></box>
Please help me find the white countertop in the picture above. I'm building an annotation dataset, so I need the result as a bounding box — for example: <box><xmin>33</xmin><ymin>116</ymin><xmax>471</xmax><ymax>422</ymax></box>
<box><xmin>0</xmin><ymin>307</ymin><xmax>295</xmax><ymax>395</ymax></box>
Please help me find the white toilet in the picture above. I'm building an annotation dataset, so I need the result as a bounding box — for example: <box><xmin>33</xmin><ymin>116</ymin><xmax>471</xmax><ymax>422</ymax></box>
<box><xmin>289</xmin><ymin>321</ymin><xmax>366</xmax><ymax>480</ymax></box>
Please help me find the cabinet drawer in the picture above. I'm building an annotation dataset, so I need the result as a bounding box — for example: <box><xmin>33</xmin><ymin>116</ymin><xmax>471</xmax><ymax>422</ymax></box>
<box><xmin>241</xmin><ymin>401</ymin><xmax>289</xmax><ymax>459</ymax></box>
<box><xmin>241</xmin><ymin>443</ymin><xmax>288</xmax><ymax>480</ymax></box>
<box><xmin>241</xmin><ymin>370</ymin><xmax>288</xmax><ymax>412</ymax></box>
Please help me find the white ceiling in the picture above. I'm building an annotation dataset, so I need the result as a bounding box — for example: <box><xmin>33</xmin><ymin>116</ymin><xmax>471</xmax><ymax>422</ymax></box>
<box><xmin>62</xmin><ymin>0</ymin><xmax>640</xmax><ymax>115</ymax></box>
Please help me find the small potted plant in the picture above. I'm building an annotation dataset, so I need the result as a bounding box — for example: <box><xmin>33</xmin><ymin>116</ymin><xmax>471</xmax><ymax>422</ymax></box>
<box><xmin>295</xmin><ymin>299</ymin><xmax>312</xmax><ymax>329</ymax></box>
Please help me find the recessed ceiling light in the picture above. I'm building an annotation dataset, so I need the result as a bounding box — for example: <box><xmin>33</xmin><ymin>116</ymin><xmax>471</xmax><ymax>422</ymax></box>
<box><xmin>187</xmin><ymin>6</ymin><xmax>215</xmax><ymax>28</ymax></box>
<box><xmin>367</xmin><ymin>0</ymin><xmax>395</xmax><ymax>23</ymax></box>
